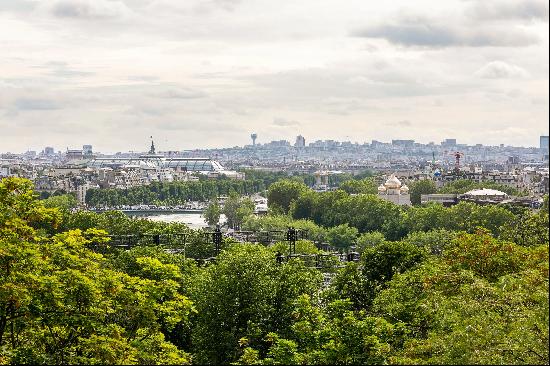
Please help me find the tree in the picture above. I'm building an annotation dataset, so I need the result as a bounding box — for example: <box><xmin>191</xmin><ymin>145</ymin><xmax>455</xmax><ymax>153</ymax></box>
<box><xmin>409</xmin><ymin>179</ymin><xmax>437</xmax><ymax>206</ymax></box>
<box><xmin>542</xmin><ymin>194</ymin><xmax>548</xmax><ymax>212</ymax></box>
<box><xmin>223</xmin><ymin>193</ymin><xmax>255</xmax><ymax>230</ymax></box>
<box><xmin>235</xmin><ymin>197</ymin><xmax>255</xmax><ymax>229</ymax></box>
<box><xmin>203</xmin><ymin>200</ymin><xmax>221</xmax><ymax>227</ymax></box>
<box><xmin>401</xmin><ymin>228</ymin><xmax>457</xmax><ymax>255</ymax></box>
<box><xmin>373</xmin><ymin>230</ymin><xmax>549</xmax><ymax>365</ymax></box>
<box><xmin>188</xmin><ymin>244</ymin><xmax>321</xmax><ymax>364</ymax></box>
<box><xmin>499</xmin><ymin>210</ymin><xmax>549</xmax><ymax>247</ymax></box>
<box><xmin>356</xmin><ymin>231</ymin><xmax>386</xmax><ymax>254</ymax></box>
<box><xmin>338</xmin><ymin>178</ymin><xmax>377</xmax><ymax>194</ymax></box>
<box><xmin>267</xmin><ymin>180</ymin><xmax>309</xmax><ymax>214</ymax></box>
<box><xmin>237</xmin><ymin>295</ymin><xmax>406</xmax><ymax>365</ymax></box>
<box><xmin>41</xmin><ymin>193</ymin><xmax>78</xmax><ymax>211</ymax></box>
<box><xmin>0</xmin><ymin>178</ymin><xmax>194</xmax><ymax>364</ymax></box>
<box><xmin>326</xmin><ymin>223</ymin><xmax>358</xmax><ymax>249</ymax></box>
<box><xmin>360</xmin><ymin>240</ymin><xmax>428</xmax><ymax>306</ymax></box>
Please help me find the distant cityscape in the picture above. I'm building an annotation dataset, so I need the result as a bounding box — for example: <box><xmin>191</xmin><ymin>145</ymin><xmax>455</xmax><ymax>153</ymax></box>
<box><xmin>1</xmin><ymin>134</ymin><xmax>549</xmax><ymax>206</ymax></box>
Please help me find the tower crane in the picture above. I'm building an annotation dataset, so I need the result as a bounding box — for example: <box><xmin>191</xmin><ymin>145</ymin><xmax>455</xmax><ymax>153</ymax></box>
<box><xmin>444</xmin><ymin>150</ymin><xmax>464</xmax><ymax>173</ymax></box>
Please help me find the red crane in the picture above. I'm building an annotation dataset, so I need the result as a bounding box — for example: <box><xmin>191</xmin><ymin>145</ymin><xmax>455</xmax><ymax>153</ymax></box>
<box><xmin>444</xmin><ymin>151</ymin><xmax>464</xmax><ymax>173</ymax></box>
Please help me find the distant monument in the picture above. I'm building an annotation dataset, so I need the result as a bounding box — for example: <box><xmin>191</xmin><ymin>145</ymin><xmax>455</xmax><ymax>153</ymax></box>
<box><xmin>149</xmin><ymin>139</ymin><xmax>156</xmax><ymax>154</ymax></box>
<box><xmin>377</xmin><ymin>174</ymin><xmax>411</xmax><ymax>206</ymax></box>
<box><xmin>251</xmin><ymin>133</ymin><xmax>257</xmax><ymax>146</ymax></box>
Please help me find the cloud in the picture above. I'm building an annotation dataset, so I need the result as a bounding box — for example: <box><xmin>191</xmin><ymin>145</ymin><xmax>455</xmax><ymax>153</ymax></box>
<box><xmin>396</xmin><ymin>120</ymin><xmax>412</xmax><ymax>127</ymax></box>
<box><xmin>474</xmin><ymin>61</ymin><xmax>529</xmax><ymax>78</ymax></box>
<box><xmin>272</xmin><ymin>117</ymin><xmax>300</xmax><ymax>127</ymax></box>
<box><xmin>384</xmin><ymin>119</ymin><xmax>412</xmax><ymax>127</ymax></box>
<box><xmin>153</xmin><ymin>87</ymin><xmax>208</xmax><ymax>99</ymax></box>
<box><xmin>352</xmin><ymin>15</ymin><xmax>540</xmax><ymax>47</ymax></box>
<box><xmin>50</xmin><ymin>0</ymin><xmax>129</xmax><ymax>19</ymax></box>
<box><xmin>155</xmin><ymin>119</ymin><xmax>240</xmax><ymax>132</ymax></box>
<box><xmin>466</xmin><ymin>0</ymin><xmax>549</xmax><ymax>22</ymax></box>
<box><xmin>209</xmin><ymin>0</ymin><xmax>242</xmax><ymax>12</ymax></box>
<box><xmin>35</xmin><ymin>61</ymin><xmax>94</xmax><ymax>78</ymax></box>
<box><xmin>14</xmin><ymin>98</ymin><xmax>60</xmax><ymax>110</ymax></box>
<box><xmin>0</xmin><ymin>0</ymin><xmax>38</xmax><ymax>13</ymax></box>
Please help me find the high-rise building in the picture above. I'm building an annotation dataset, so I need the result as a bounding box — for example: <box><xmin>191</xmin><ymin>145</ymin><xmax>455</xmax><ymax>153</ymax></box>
<box><xmin>441</xmin><ymin>138</ymin><xmax>457</xmax><ymax>147</ymax></box>
<box><xmin>251</xmin><ymin>133</ymin><xmax>257</xmax><ymax>146</ymax></box>
<box><xmin>66</xmin><ymin>149</ymin><xmax>84</xmax><ymax>160</ymax></box>
<box><xmin>392</xmin><ymin>139</ymin><xmax>414</xmax><ymax>147</ymax></box>
<box><xmin>294</xmin><ymin>135</ymin><xmax>305</xmax><ymax>148</ymax></box>
<box><xmin>44</xmin><ymin>147</ymin><xmax>55</xmax><ymax>155</ymax></box>
<box><xmin>540</xmin><ymin>135</ymin><xmax>549</xmax><ymax>150</ymax></box>
<box><xmin>83</xmin><ymin>145</ymin><xmax>93</xmax><ymax>155</ymax></box>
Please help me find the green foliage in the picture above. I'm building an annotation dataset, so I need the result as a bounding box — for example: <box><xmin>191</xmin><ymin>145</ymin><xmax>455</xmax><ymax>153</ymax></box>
<box><xmin>408</xmin><ymin>179</ymin><xmax>437</xmax><ymax>206</ymax></box>
<box><xmin>401</xmin><ymin>229</ymin><xmax>458</xmax><ymax>255</ymax></box>
<box><xmin>267</xmin><ymin>180</ymin><xmax>309</xmax><ymax>214</ymax></box>
<box><xmin>188</xmin><ymin>244</ymin><xmax>322</xmax><ymax>364</ymax></box>
<box><xmin>374</xmin><ymin>231</ymin><xmax>549</xmax><ymax>365</ymax></box>
<box><xmin>41</xmin><ymin>193</ymin><xmax>78</xmax><ymax>211</ymax></box>
<box><xmin>356</xmin><ymin>231</ymin><xmax>387</xmax><ymax>254</ymax></box>
<box><xmin>443</xmin><ymin>229</ymin><xmax>530</xmax><ymax>282</ymax></box>
<box><xmin>241</xmin><ymin>295</ymin><xmax>406</xmax><ymax>365</ymax></box>
<box><xmin>499</xmin><ymin>210</ymin><xmax>549</xmax><ymax>247</ymax></box>
<box><xmin>0</xmin><ymin>178</ymin><xmax>194</xmax><ymax>364</ymax></box>
<box><xmin>324</xmin><ymin>262</ymin><xmax>372</xmax><ymax>310</ymax></box>
<box><xmin>223</xmin><ymin>193</ymin><xmax>255</xmax><ymax>229</ymax></box>
<box><xmin>360</xmin><ymin>240</ymin><xmax>428</xmax><ymax>306</ymax></box>
<box><xmin>291</xmin><ymin>191</ymin><xmax>403</xmax><ymax>236</ymax></box>
<box><xmin>405</xmin><ymin>201</ymin><xmax>515</xmax><ymax>237</ymax></box>
<box><xmin>326</xmin><ymin>223</ymin><xmax>358</xmax><ymax>249</ymax></box>
<box><xmin>338</xmin><ymin>178</ymin><xmax>377</xmax><ymax>194</ymax></box>
<box><xmin>353</xmin><ymin>169</ymin><xmax>375</xmax><ymax>180</ymax></box>
<box><xmin>85</xmin><ymin>178</ymin><xmax>270</xmax><ymax>207</ymax></box>
<box><xmin>2</xmin><ymin>177</ymin><xmax>549</xmax><ymax>365</ymax></box>
<box><xmin>0</xmin><ymin>177</ymin><xmax>61</xmax><ymax>238</ymax></box>
<box><xmin>203</xmin><ymin>200</ymin><xmax>221</xmax><ymax>226</ymax></box>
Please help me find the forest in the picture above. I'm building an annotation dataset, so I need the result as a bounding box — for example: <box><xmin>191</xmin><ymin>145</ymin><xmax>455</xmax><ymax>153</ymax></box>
<box><xmin>1</xmin><ymin>177</ymin><xmax>548</xmax><ymax>365</ymax></box>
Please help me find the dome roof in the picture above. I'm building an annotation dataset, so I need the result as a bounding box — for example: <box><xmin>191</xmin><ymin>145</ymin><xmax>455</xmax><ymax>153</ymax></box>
<box><xmin>464</xmin><ymin>188</ymin><xmax>507</xmax><ymax>197</ymax></box>
<box><xmin>378</xmin><ymin>184</ymin><xmax>387</xmax><ymax>192</ymax></box>
<box><xmin>384</xmin><ymin>174</ymin><xmax>402</xmax><ymax>189</ymax></box>
<box><xmin>400</xmin><ymin>184</ymin><xmax>409</xmax><ymax>193</ymax></box>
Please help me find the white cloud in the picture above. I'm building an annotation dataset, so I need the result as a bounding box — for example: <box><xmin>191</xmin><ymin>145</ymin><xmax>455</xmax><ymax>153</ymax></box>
<box><xmin>272</xmin><ymin>117</ymin><xmax>300</xmax><ymax>127</ymax></box>
<box><xmin>49</xmin><ymin>0</ymin><xmax>130</xmax><ymax>20</ymax></box>
<box><xmin>466</xmin><ymin>0</ymin><xmax>549</xmax><ymax>22</ymax></box>
<box><xmin>474</xmin><ymin>61</ymin><xmax>530</xmax><ymax>79</ymax></box>
<box><xmin>0</xmin><ymin>0</ymin><xmax>547</xmax><ymax>151</ymax></box>
<box><xmin>352</xmin><ymin>13</ymin><xmax>541</xmax><ymax>47</ymax></box>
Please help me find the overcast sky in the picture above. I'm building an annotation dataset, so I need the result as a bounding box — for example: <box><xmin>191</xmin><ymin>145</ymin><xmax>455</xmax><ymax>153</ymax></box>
<box><xmin>1</xmin><ymin>0</ymin><xmax>548</xmax><ymax>153</ymax></box>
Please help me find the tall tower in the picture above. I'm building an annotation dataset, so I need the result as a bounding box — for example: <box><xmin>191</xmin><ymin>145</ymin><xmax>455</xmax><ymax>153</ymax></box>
<box><xmin>149</xmin><ymin>136</ymin><xmax>156</xmax><ymax>154</ymax></box>
<box><xmin>251</xmin><ymin>133</ymin><xmax>257</xmax><ymax>146</ymax></box>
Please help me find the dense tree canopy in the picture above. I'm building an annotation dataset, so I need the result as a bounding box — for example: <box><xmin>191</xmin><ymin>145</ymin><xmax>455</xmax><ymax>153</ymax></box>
<box><xmin>1</xmin><ymin>177</ymin><xmax>548</xmax><ymax>365</ymax></box>
<box><xmin>267</xmin><ymin>180</ymin><xmax>309</xmax><ymax>214</ymax></box>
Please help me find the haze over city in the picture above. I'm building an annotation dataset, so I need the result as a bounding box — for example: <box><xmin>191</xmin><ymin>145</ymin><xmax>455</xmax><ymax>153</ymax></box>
<box><xmin>1</xmin><ymin>0</ymin><xmax>549</xmax><ymax>153</ymax></box>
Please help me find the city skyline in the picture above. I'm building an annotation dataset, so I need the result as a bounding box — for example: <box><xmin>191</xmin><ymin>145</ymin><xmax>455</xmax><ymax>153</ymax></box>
<box><xmin>1</xmin><ymin>0</ymin><xmax>549</xmax><ymax>152</ymax></box>
<box><xmin>4</xmin><ymin>133</ymin><xmax>550</xmax><ymax>155</ymax></box>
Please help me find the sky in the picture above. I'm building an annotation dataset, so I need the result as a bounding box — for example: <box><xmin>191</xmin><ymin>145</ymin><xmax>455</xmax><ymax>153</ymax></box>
<box><xmin>0</xmin><ymin>0</ymin><xmax>548</xmax><ymax>153</ymax></box>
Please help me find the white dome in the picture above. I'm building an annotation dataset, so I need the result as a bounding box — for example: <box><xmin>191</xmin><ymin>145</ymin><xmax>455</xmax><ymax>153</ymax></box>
<box><xmin>400</xmin><ymin>184</ymin><xmax>409</xmax><ymax>193</ymax></box>
<box><xmin>378</xmin><ymin>184</ymin><xmax>387</xmax><ymax>192</ymax></box>
<box><xmin>384</xmin><ymin>174</ymin><xmax>402</xmax><ymax>189</ymax></box>
<box><xmin>464</xmin><ymin>188</ymin><xmax>507</xmax><ymax>197</ymax></box>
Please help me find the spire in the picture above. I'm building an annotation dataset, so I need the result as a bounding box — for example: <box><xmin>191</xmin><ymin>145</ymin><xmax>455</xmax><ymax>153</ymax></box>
<box><xmin>149</xmin><ymin>136</ymin><xmax>155</xmax><ymax>154</ymax></box>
